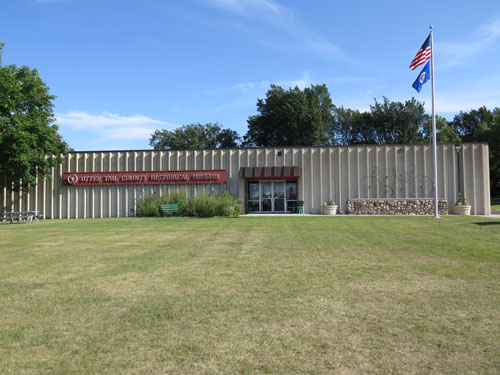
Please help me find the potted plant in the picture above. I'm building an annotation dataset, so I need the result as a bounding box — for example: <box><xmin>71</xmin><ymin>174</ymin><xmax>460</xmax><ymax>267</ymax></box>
<box><xmin>321</xmin><ymin>199</ymin><xmax>338</xmax><ymax>215</ymax></box>
<box><xmin>452</xmin><ymin>192</ymin><xmax>471</xmax><ymax>215</ymax></box>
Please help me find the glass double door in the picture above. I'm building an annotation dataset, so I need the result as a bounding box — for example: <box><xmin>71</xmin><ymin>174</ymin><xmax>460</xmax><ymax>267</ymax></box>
<box><xmin>261</xmin><ymin>182</ymin><xmax>284</xmax><ymax>212</ymax></box>
<box><xmin>248</xmin><ymin>181</ymin><xmax>297</xmax><ymax>213</ymax></box>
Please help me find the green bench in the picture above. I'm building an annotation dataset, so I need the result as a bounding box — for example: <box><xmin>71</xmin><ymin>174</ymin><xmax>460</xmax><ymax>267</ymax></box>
<box><xmin>161</xmin><ymin>204</ymin><xmax>178</xmax><ymax>216</ymax></box>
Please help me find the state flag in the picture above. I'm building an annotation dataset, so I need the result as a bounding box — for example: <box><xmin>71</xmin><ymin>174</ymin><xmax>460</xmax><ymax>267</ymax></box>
<box><xmin>412</xmin><ymin>62</ymin><xmax>430</xmax><ymax>92</ymax></box>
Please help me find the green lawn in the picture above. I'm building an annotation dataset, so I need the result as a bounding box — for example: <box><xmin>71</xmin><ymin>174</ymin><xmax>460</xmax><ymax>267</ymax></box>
<box><xmin>1</xmin><ymin>216</ymin><xmax>500</xmax><ymax>374</ymax></box>
<box><xmin>492</xmin><ymin>197</ymin><xmax>500</xmax><ymax>210</ymax></box>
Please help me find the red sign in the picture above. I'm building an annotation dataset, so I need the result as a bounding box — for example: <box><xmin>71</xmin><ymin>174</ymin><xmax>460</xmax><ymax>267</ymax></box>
<box><xmin>63</xmin><ymin>170</ymin><xmax>226</xmax><ymax>186</ymax></box>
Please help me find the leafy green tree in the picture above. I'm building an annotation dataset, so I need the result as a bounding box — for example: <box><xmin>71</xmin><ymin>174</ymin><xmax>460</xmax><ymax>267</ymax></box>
<box><xmin>486</xmin><ymin>109</ymin><xmax>500</xmax><ymax>196</ymax></box>
<box><xmin>450</xmin><ymin>106</ymin><xmax>494</xmax><ymax>142</ymax></box>
<box><xmin>331</xmin><ymin>107</ymin><xmax>376</xmax><ymax>145</ymax></box>
<box><xmin>149</xmin><ymin>122</ymin><xmax>240</xmax><ymax>150</ymax></box>
<box><xmin>0</xmin><ymin>44</ymin><xmax>69</xmax><ymax>192</ymax></box>
<box><xmin>449</xmin><ymin>107</ymin><xmax>500</xmax><ymax>196</ymax></box>
<box><xmin>332</xmin><ymin>97</ymin><xmax>431</xmax><ymax>146</ymax></box>
<box><xmin>369</xmin><ymin>97</ymin><xmax>429</xmax><ymax>144</ymax></box>
<box><xmin>244</xmin><ymin>84</ymin><xmax>334</xmax><ymax>146</ymax></box>
<box><xmin>422</xmin><ymin>115</ymin><xmax>461</xmax><ymax>143</ymax></box>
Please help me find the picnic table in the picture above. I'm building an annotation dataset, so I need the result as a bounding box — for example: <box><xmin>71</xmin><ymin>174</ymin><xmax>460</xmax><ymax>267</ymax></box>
<box><xmin>1</xmin><ymin>211</ymin><xmax>41</xmax><ymax>224</ymax></box>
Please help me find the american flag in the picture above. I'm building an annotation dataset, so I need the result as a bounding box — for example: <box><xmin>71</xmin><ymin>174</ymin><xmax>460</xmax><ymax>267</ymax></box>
<box><xmin>409</xmin><ymin>35</ymin><xmax>431</xmax><ymax>70</ymax></box>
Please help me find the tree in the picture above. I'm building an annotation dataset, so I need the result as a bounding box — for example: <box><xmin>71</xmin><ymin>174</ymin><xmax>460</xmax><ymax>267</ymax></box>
<box><xmin>149</xmin><ymin>122</ymin><xmax>240</xmax><ymax>150</ymax></box>
<box><xmin>369</xmin><ymin>97</ymin><xmax>429</xmax><ymax>144</ymax></box>
<box><xmin>486</xmin><ymin>109</ymin><xmax>500</xmax><ymax>196</ymax></box>
<box><xmin>450</xmin><ymin>106</ymin><xmax>494</xmax><ymax>142</ymax></box>
<box><xmin>332</xmin><ymin>97</ymin><xmax>431</xmax><ymax>146</ymax></box>
<box><xmin>449</xmin><ymin>107</ymin><xmax>500</xmax><ymax>196</ymax></box>
<box><xmin>422</xmin><ymin>115</ymin><xmax>461</xmax><ymax>143</ymax></box>
<box><xmin>244</xmin><ymin>84</ymin><xmax>334</xmax><ymax>147</ymax></box>
<box><xmin>331</xmin><ymin>107</ymin><xmax>376</xmax><ymax>145</ymax></box>
<box><xmin>0</xmin><ymin>44</ymin><xmax>69</xmax><ymax>192</ymax></box>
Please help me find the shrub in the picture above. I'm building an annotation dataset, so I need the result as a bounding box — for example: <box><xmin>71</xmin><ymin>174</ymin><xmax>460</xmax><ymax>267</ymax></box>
<box><xmin>136</xmin><ymin>190</ymin><xmax>242</xmax><ymax>218</ymax></box>
<box><xmin>136</xmin><ymin>195</ymin><xmax>167</xmax><ymax>217</ymax></box>
<box><xmin>215</xmin><ymin>191</ymin><xmax>242</xmax><ymax>217</ymax></box>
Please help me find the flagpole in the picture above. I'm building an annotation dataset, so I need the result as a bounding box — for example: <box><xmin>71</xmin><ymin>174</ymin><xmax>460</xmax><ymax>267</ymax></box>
<box><xmin>430</xmin><ymin>25</ymin><xmax>439</xmax><ymax>218</ymax></box>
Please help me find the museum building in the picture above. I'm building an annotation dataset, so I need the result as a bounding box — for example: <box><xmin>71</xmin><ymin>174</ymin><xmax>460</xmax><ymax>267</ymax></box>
<box><xmin>0</xmin><ymin>143</ymin><xmax>491</xmax><ymax>218</ymax></box>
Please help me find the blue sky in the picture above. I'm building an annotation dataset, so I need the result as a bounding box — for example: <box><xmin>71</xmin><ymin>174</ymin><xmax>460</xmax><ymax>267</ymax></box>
<box><xmin>2</xmin><ymin>0</ymin><xmax>500</xmax><ymax>151</ymax></box>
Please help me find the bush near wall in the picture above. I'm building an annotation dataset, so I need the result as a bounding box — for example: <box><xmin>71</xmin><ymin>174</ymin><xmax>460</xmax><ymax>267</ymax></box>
<box><xmin>136</xmin><ymin>191</ymin><xmax>242</xmax><ymax>218</ymax></box>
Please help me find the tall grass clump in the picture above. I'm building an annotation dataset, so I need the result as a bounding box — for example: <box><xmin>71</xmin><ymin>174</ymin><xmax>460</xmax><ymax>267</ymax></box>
<box><xmin>136</xmin><ymin>190</ymin><xmax>241</xmax><ymax>217</ymax></box>
<box><xmin>135</xmin><ymin>195</ymin><xmax>166</xmax><ymax>217</ymax></box>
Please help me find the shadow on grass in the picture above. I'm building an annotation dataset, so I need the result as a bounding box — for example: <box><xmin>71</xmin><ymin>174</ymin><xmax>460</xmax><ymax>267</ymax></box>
<box><xmin>473</xmin><ymin>222</ymin><xmax>500</xmax><ymax>226</ymax></box>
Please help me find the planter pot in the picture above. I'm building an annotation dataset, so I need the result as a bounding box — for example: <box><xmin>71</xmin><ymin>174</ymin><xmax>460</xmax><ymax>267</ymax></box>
<box><xmin>452</xmin><ymin>205</ymin><xmax>471</xmax><ymax>215</ymax></box>
<box><xmin>321</xmin><ymin>205</ymin><xmax>338</xmax><ymax>215</ymax></box>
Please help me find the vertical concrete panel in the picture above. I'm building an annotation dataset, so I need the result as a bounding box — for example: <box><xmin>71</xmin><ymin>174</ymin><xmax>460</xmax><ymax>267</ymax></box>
<box><xmin>440</xmin><ymin>145</ymin><xmax>447</xmax><ymax>201</ymax></box>
<box><xmin>297</xmin><ymin>148</ymin><xmax>303</xmax><ymax>202</ymax></box>
<box><xmin>381</xmin><ymin>147</ymin><xmax>389</xmax><ymax>198</ymax></box>
<box><xmin>240</xmin><ymin>149</ymin><xmax>248</xmax><ymax>170</ymax></box>
<box><xmin>311</xmin><ymin>148</ymin><xmax>320</xmax><ymax>213</ymax></box>
<box><xmin>347</xmin><ymin>147</ymin><xmax>354</xmax><ymax>199</ymax></box>
<box><xmin>353</xmin><ymin>148</ymin><xmax>360</xmax><ymax>199</ymax></box>
<box><xmin>231</xmin><ymin>150</ymin><xmax>239</xmax><ymax>195</ymax></box>
<box><xmin>98</xmin><ymin>153</ymin><xmax>103</xmax><ymax>218</ymax></box>
<box><xmin>227</xmin><ymin>150</ymin><xmax>232</xmax><ymax>193</ymax></box>
<box><xmin>482</xmin><ymin>144</ymin><xmax>491</xmax><ymax>215</ymax></box>
<box><xmin>116</xmin><ymin>152</ymin><xmax>121</xmax><ymax>218</ymax></box>
<box><xmin>450</xmin><ymin>146</ymin><xmax>458</xmax><ymax>209</ymax></box>
<box><xmin>238</xmin><ymin>149</ymin><xmax>246</xmax><ymax>200</ymax></box>
<box><xmin>472</xmin><ymin>144</ymin><xmax>481</xmax><ymax>215</ymax></box>
<box><xmin>339</xmin><ymin>147</ymin><xmax>348</xmax><ymax>211</ymax></box>
<box><xmin>301</xmin><ymin>148</ymin><xmax>310</xmax><ymax>212</ymax></box>
<box><xmin>255</xmin><ymin>149</ymin><xmax>262</xmax><ymax>167</ymax></box>
<box><xmin>245</xmin><ymin>149</ymin><xmax>252</xmax><ymax>167</ymax></box>
<box><xmin>462</xmin><ymin>145</ymin><xmax>470</xmax><ymax>212</ymax></box>
<box><xmin>358</xmin><ymin>147</ymin><xmax>367</xmax><ymax>198</ymax></box>
<box><xmin>264</xmin><ymin>149</ymin><xmax>270</xmax><ymax>166</ymax></box>
<box><xmin>330</xmin><ymin>149</ymin><xmax>337</xmax><ymax>203</ymax></box>
<box><xmin>56</xmin><ymin>162</ymin><xmax>62</xmax><ymax>219</ymax></box>
<box><xmin>82</xmin><ymin>153</ymin><xmax>87</xmax><ymax>219</ymax></box>
<box><xmin>321</xmin><ymin>149</ymin><xmax>330</xmax><ymax>203</ymax></box>
<box><xmin>200</xmin><ymin>150</ymin><xmax>206</xmax><ymax>171</ymax></box>
<box><xmin>318</xmin><ymin>149</ymin><xmax>323</xmax><ymax>207</ymax></box>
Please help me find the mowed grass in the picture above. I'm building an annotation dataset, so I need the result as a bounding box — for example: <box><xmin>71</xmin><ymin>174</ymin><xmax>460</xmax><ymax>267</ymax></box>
<box><xmin>491</xmin><ymin>197</ymin><xmax>500</xmax><ymax>210</ymax></box>
<box><xmin>1</xmin><ymin>216</ymin><xmax>500</xmax><ymax>375</ymax></box>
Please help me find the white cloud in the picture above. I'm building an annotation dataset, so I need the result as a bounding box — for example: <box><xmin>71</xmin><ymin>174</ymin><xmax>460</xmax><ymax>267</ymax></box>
<box><xmin>206</xmin><ymin>0</ymin><xmax>285</xmax><ymax>20</ymax></box>
<box><xmin>200</xmin><ymin>71</ymin><xmax>314</xmax><ymax>97</ymax></box>
<box><xmin>205</xmin><ymin>0</ymin><xmax>351</xmax><ymax>62</ymax></box>
<box><xmin>56</xmin><ymin>111</ymin><xmax>178</xmax><ymax>142</ymax></box>
<box><xmin>436</xmin><ymin>87</ymin><xmax>500</xmax><ymax>114</ymax></box>
<box><xmin>439</xmin><ymin>17</ymin><xmax>500</xmax><ymax>67</ymax></box>
<box><xmin>200</xmin><ymin>72</ymin><xmax>374</xmax><ymax>99</ymax></box>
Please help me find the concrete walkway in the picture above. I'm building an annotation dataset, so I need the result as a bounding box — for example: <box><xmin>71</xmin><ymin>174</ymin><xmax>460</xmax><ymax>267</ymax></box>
<box><xmin>243</xmin><ymin>213</ymin><xmax>500</xmax><ymax>218</ymax></box>
<box><xmin>487</xmin><ymin>210</ymin><xmax>500</xmax><ymax>219</ymax></box>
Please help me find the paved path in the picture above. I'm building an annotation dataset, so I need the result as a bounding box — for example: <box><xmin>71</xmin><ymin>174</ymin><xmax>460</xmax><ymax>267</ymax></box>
<box><xmin>488</xmin><ymin>210</ymin><xmax>500</xmax><ymax>219</ymax></box>
<box><xmin>243</xmin><ymin>213</ymin><xmax>500</xmax><ymax>218</ymax></box>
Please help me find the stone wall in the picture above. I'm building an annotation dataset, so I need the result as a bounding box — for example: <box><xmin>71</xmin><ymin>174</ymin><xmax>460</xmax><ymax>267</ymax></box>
<box><xmin>346</xmin><ymin>199</ymin><xmax>448</xmax><ymax>215</ymax></box>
